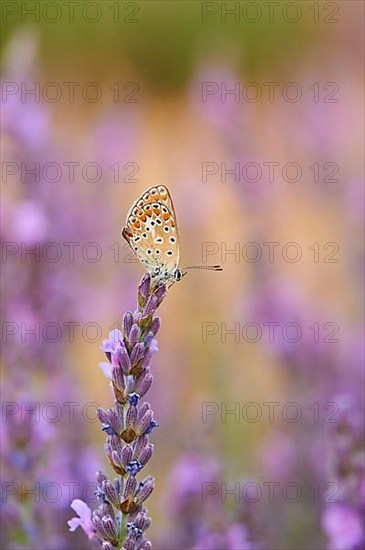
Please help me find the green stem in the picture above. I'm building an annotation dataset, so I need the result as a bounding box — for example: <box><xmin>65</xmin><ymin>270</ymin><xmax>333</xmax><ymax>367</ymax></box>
<box><xmin>119</xmin><ymin>511</ymin><xmax>127</xmax><ymax>548</ymax></box>
<box><xmin>118</xmin><ymin>402</ymin><xmax>128</xmax><ymax>547</ymax></box>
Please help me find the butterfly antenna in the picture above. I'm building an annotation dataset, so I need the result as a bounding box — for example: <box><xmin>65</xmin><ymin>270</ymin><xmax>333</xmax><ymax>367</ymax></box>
<box><xmin>183</xmin><ymin>265</ymin><xmax>223</xmax><ymax>271</ymax></box>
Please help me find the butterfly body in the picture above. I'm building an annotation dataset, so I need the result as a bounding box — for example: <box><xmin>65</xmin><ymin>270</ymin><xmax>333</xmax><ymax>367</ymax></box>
<box><xmin>122</xmin><ymin>185</ymin><xmax>182</xmax><ymax>285</ymax></box>
<box><xmin>122</xmin><ymin>185</ymin><xmax>222</xmax><ymax>285</ymax></box>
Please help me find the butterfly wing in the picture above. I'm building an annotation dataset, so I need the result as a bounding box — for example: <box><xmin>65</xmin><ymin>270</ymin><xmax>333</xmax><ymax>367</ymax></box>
<box><xmin>122</xmin><ymin>187</ymin><xmax>179</xmax><ymax>273</ymax></box>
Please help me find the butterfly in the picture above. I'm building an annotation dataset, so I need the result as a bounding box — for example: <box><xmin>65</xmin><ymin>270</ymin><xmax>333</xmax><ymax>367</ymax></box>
<box><xmin>122</xmin><ymin>185</ymin><xmax>222</xmax><ymax>286</ymax></box>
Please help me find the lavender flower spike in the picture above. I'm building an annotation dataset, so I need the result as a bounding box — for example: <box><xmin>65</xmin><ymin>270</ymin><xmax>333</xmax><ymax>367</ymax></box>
<box><xmin>69</xmin><ymin>274</ymin><xmax>167</xmax><ymax>549</ymax></box>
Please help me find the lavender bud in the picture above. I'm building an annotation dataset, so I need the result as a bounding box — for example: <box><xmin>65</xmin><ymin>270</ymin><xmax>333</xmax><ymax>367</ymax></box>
<box><xmin>144</xmin><ymin>295</ymin><xmax>158</xmax><ymax>317</ymax></box>
<box><xmin>102</xmin><ymin>515</ymin><xmax>118</xmax><ymax>541</ymax></box>
<box><xmin>109</xmin><ymin>434</ymin><xmax>123</xmax><ymax>455</ymax></box>
<box><xmin>92</xmin><ymin>513</ymin><xmax>107</xmax><ymax>538</ymax></box>
<box><xmin>111</xmin><ymin>450</ymin><xmax>122</xmax><ymax>469</ymax></box>
<box><xmin>136</xmin><ymin>476</ymin><xmax>154</xmax><ymax>504</ymax></box>
<box><xmin>149</xmin><ymin>317</ymin><xmax>161</xmax><ymax>336</ymax></box>
<box><xmin>105</xmin><ymin>440</ymin><xmax>113</xmax><ymax>463</ymax></box>
<box><xmin>97</xmin><ymin>407</ymin><xmax>109</xmax><ymax>424</ymax></box>
<box><xmin>108</xmin><ymin>408</ymin><xmax>123</xmax><ymax>435</ymax></box>
<box><xmin>139</xmin><ymin>444</ymin><xmax>154</xmax><ymax>466</ymax></box>
<box><xmin>137</xmin><ymin>409</ymin><xmax>154</xmax><ymax>436</ymax></box>
<box><xmin>129</xmin><ymin>324</ymin><xmax>139</xmax><ymax>346</ymax></box>
<box><xmin>133</xmin><ymin>434</ymin><xmax>148</xmax><ymax>459</ymax></box>
<box><xmin>143</xmin><ymin>331</ymin><xmax>155</xmax><ymax>348</ymax></box>
<box><xmin>99</xmin><ymin>502</ymin><xmax>115</xmax><ymax>520</ymax></box>
<box><xmin>134</xmin><ymin>511</ymin><xmax>151</xmax><ymax>530</ymax></box>
<box><xmin>154</xmin><ymin>283</ymin><xmax>166</xmax><ymax>303</ymax></box>
<box><xmin>96</xmin><ymin>471</ymin><xmax>108</xmax><ymax>485</ymax></box>
<box><xmin>138</xmin><ymin>541</ymin><xmax>152</xmax><ymax>550</ymax></box>
<box><xmin>120</xmin><ymin>346</ymin><xmax>132</xmax><ymax>375</ymax></box>
<box><xmin>130</xmin><ymin>342</ymin><xmax>145</xmax><ymax>367</ymax></box>
<box><xmin>135</xmin><ymin>372</ymin><xmax>153</xmax><ymax>398</ymax></box>
<box><xmin>111</xmin><ymin>363</ymin><xmax>125</xmax><ymax>392</ymax></box>
<box><xmin>143</xmin><ymin>343</ymin><xmax>157</xmax><ymax>369</ymax></box>
<box><xmin>134</xmin><ymin>311</ymin><xmax>142</xmax><ymax>323</ymax></box>
<box><xmin>113</xmin><ymin>477</ymin><xmax>123</xmax><ymax>495</ymax></box>
<box><xmin>103</xmin><ymin>480</ymin><xmax>120</xmax><ymax>508</ymax></box>
<box><xmin>123</xmin><ymin>311</ymin><xmax>134</xmax><ymax>338</ymax></box>
<box><xmin>125</xmin><ymin>376</ymin><xmax>134</xmax><ymax>393</ymax></box>
<box><xmin>138</xmin><ymin>402</ymin><xmax>150</xmax><ymax>419</ymax></box>
<box><xmin>106</xmin><ymin>436</ymin><xmax>123</xmax><ymax>468</ymax></box>
<box><xmin>102</xmin><ymin>543</ymin><xmax>115</xmax><ymax>550</ymax></box>
<box><xmin>124</xmin><ymin>538</ymin><xmax>136</xmax><ymax>550</ymax></box>
<box><xmin>124</xmin><ymin>475</ymin><xmax>137</xmax><ymax>498</ymax></box>
<box><xmin>126</xmin><ymin>405</ymin><xmax>138</xmax><ymax>428</ymax></box>
<box><xmin>121</xmin><ymin>445</ymin><xmax>133</xmax><ymax>468</ymax></box>
<box><xmin>115</xmin><ymin>400</ymin><xmax>124</xmax><ymax>418</ymax></box>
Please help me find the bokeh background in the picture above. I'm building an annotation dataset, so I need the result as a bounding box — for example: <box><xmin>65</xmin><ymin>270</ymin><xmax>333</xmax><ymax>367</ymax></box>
<box><xmin>1</xmin><ymin>1</ymin><xmax>364</xmax><ymax>549</ymax></box>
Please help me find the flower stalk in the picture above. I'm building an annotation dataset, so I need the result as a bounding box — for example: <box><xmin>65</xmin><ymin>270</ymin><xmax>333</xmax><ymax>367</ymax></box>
<box><xmin>69</xmin><ymin>274</ymin><xmax>166</xmax><ymax>549</ymax></box>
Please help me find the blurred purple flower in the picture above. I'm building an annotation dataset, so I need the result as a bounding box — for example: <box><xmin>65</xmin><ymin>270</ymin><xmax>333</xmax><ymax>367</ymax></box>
<box><xmin>162</xmin><ymin>453</ymin><xmax>257</xmax><ymax>550</ymax></box>
<box><xmin>0</xmin><ymin>26</ymin><xmax>111</xmax><ymax>549</ymax></box>
<box><xmin>321</xmin><ymin>394</ymin><xmax>365</xmax><ymax>550</ymax></box>
<box><xmin>322</xmin><ymin>504</ymin><xmax>364</xmax><ymax>550</ymax></box>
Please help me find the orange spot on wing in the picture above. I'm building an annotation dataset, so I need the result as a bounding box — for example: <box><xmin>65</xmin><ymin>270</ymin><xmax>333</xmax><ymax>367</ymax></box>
<box><xmin>134</xmin><ymin>220</ymin><xmax>140</xmax><ymax>229</ymax></box>
<box><xmin>153</xmin><ymin>207</ymin><xmax>161</xmax><ymax>215</ymax></box>
<box><xmin>162</xmin><ymin>213</ymin><xmax>170</xmax><ymax>221</ymax></box>
<box><xmin>139</xmin><ymin>214</ymin><xmax>147</xmax><ymax>222</ymax></box>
